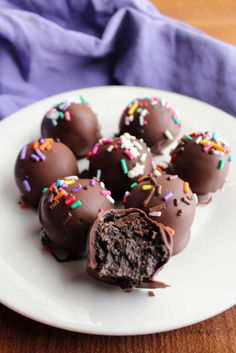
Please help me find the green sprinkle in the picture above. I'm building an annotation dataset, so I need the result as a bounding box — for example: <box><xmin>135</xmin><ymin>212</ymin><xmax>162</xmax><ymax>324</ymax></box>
<box><xmin>172</xmin><ymin>115</ymin><xmax>179</xmax><ymax>124</ymax></box>
<box><xmin>42</xmin><ymin>187</ymin><xmax>48</xmax><ymax>193</ymax></box>
<box><xmin>185</xmin><ymin>135</ymin><xmax>192</xmax><ymax>140</ymax></box>
<box><xmin>59</xmin><ymin>112</ymin><xmax>64</xmax><ymax>119</ymax></box>
<box><xmin>80</xmin><ymin>95</ymin><xmax>86</xmax><ymax>105</ymax></box>
<box><xmin>121</xmin><ymin>159</ymin><xmax>128</xmax><ymax>174</ymax></box>
<box><xmin>70</xmin><ymin>200</ymin><xmax>82</xmax><ymax>209</ymax></box>
<box><xmin>130</xmin><ymin>182</ymin><xmax>138</xmax><ymax>189</ymax></box>
<box><xmin>218</xmin><ymin>160</ymin><xmax>224</xmax><ymax>170</ymax></box>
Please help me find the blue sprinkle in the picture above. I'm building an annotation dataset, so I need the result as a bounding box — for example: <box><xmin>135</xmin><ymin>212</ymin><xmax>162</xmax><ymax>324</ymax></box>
<box><xmin>229</xmin><ymin>155</ymin><xmax>233</xmax><ymax>162</ymax></box>
<box><xmin>52</xmin><ymin>119</ymin><xmax>58</xmax><ymax>126</ymax></box>
<box><xmin>212</xmin><ymin>132</ymin><xmax>217</xmax><ymax>141</ymax></box>
<box><xmin>172</xmin><ymin>115</ymin><xmax>179</xmax><ymax>124</ymax></box>
<box><xmin>56</xmin><ymin>179</ymin><xmax>61</xmax><ymax>188</ymax></box>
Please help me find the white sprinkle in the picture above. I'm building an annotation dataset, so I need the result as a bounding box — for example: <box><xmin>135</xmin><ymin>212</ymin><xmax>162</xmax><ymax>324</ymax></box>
<box><xmin>154</xmin><ymin>169</ymin><xmax>162</xmax><ymax>176</ymax></box>
<box><xmin>123</xmin><ymin>132</ymin><xmax>131</xmax><ymax>139</ymax></box>
<box><xmin>106</xmin><ymin>194</ymin><xmax>115</xmax><ymax>204</ymax></box>
<box><xmin>193</xmin><ymin>193</ymin><xmax>198</xmax><ymax>204</ymax></box>
<box><xmin>130</xmin><ymin>147</ymin><xmax>140</xmax><ymax>158</ymax></box>
<box><xmin>140</xmin><ymin>153</ymin><xmax>147</xmax><ymax>163</ymax></box>
<box><xmin>124</xmin><ymin>191</ymin><xmax>130</xmax><ymax>198</ymax></box>
<box><xmin>100</xmin><ymin>182</ymin><xmax>105</xmax><ymax>189</ymax></box>
<box><xmin>64</xmin><ymin>175</ymin><xmax>78</xmax><ymax>180</ymax></box>
<box><xmin>129</xmin><ymin>115</ymin><xmax>134</xmax><ymax>122</ymax></box>
<box><xmin>46</xmin><ymin>109</ymin><xmax>59</xmax><ymax>120</ymax></box>
<box><xmin>149</xmin><ymin>211</ymin><xmax>162</xmax><ymax>217</ymax></box>
<box><xmin>220</xmin><ymin>183</ymin><xmax>225</xmax><ymax>192</ymax></box>
<box><xmin>128</xmin><ymin>163</ymin><xmax>145</xmax><ymax>179</ymax></box>
<box><xmin>164</xmin><ymin>130</ymin><xmax>173</xmax><ymax>140</ymax></box>
<box><xmin>195</xmin><ymin>136</ymin><xmax>202</xmax><ymax>144</ymax></box>
<box><xmin>96</xmin><ymin>169</ymin><xmax>101</xmax><ymax>180</ymax></box>
<box><xmin>133</xmin><ymin>141</ymin><xmax>143</xmax><ymax>150</ymax></box>
<box><xmin>107</xmin><ymin>145</ymin><xmax>114</xmax><ymax>152</ymax></box>
<box><xmin>212</xmin><ymin>149</ymin><xmax>220</xmax><ymax>155</ymax></box>
<box><xmin>141</xmin><ymin>109</ymin><xmax>147</xmax><ymax>117</ymax></box>
<box><xmin>125</xmin><ymin>117</ymin><xmax>130</xmax><ymax>126</ymax></box>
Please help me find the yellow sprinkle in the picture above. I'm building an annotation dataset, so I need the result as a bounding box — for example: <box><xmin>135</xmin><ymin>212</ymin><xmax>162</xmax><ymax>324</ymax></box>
<box><xmin>128</xmin><ymin>102</ymin><xmax>138</xmax><ymax>115</ymax></box>
<box><xmin>200</xmin><ymin>140</ymin><xmax>211</xmax><ymax>145</ymax></box>
<box><xmin>142</xmin><ymin>185</ymin><xmax>152</xmax><ymax>190</ymax></box>
<box><xmin>53</xmin><ymin>190</ymin><xmax>65</xmax><ymax>201</ymax></box>
<box><xmin>184</xmin><ymin>182</ymin><xmax>189</xmax><ymax>194</ymax></box>
<box><xmin>213</xmin><ymin>143</ymin><xmax>226</xmax><ymax>153</ymax></box>
<box><xmin>166</xmin><ymin>226</ymin><xmax>175</xmax><ymax>236</ymax></box>
<box><xmin>216</xmin><ymin>141</ymin><xmax>221</xmax><ymax>146</ymax></box>
<box><xmin>64</xmin><ymin>179</ymin><xmax>75</xmax><ymax>185</ymax></box>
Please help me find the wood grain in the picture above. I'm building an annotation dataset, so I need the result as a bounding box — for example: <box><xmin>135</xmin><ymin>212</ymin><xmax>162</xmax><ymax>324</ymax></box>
<box><xmin>0</xmin><ymin>304</ymin><xmax>235</xmax><ymax>353</ymax></box>
<box><xmin>152</xmin><ymin>0</ymin><xmax>236</xmax><ymax>45</ymax></box>
<box><xmin>1</xmin><ymin>1</ymin><xmax>236</xmax><ymax>352</ymax></box>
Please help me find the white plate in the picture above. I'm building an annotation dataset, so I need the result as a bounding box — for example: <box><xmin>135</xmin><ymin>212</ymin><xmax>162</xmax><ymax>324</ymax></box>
<box><xmin>0</xmin><ymin>86</ymin><xmax>235</xmax><ymax>336</ymax></box>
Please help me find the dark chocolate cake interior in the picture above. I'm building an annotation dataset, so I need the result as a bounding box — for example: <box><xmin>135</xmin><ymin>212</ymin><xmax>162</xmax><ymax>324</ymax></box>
<box><xmin>93</xmin><ymin>210</ymin><xmax>169</xmax><ymax>289</ymax></box>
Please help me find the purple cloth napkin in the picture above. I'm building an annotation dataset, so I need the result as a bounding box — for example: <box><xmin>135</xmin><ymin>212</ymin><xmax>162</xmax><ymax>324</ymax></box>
<box><xmin>0</xmin><ymin>0</ymin><xmax>236</xmax><ymax>119</ymax></box>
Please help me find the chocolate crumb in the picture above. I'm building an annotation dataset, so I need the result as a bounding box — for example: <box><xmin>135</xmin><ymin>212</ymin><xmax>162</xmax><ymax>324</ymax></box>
<box><xmin>173</xmin><ymin>198</ymin><xmax>179</xmax><ymax>207</ymax></box>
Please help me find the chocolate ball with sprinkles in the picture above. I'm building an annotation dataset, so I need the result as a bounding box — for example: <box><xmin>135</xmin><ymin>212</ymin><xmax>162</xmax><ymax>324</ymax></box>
<box><xmin>38</xmin><ymin>177</ymin><xmax>114</xmax><ymax>261</ymax></box>
<box><xmin>119</xmin><ymin>97</ymin><xmax>182</xmax><ymax>155</ymax></box>
<box><xmin>87</xmin><ymin>208</ymin><xmax>173</xmax><ymax>290</ymax></box>
<box><xmin>168</xmin><ymin>131</ymin><xmax>232</xmax><ymax>203</ymax></box>
<box><xmin>124</xmin><ymin>174</ymin><xmax>197</xmax><ymax>255</ymax></box>
<box><xmin>87</xmin><ymin>133</ymin><xmax>154</xmax><ymax>200</ymax></box>
<box><xmin>15</xmin><ymin>139</ymin><xmax>78</xmax><ymax>207</ymax></box>
<box><xmin>41</xmin><ymin>96</ymin><xmax>101</xmax><ymax>158</ymax></box>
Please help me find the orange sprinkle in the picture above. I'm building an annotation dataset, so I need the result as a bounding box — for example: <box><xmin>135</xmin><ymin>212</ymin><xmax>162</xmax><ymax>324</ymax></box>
<box><xmin>156</xmin><ymin>164</ymin><xmax>164</xmax><ymax>171</ymax></box>
<box><xmin>213</xmin><ymin>143</ymin><xmax>226</xmax><ymax>153</ymax></box>
<box><xmin>33</xmin><ymin>141</ymin><xmax>39</xmax><ymax>149</ymax></box>
<box><xmin>53</xmin><ymin>190</ymin><xmax>65</xmax><ymax>201</ymax></box>
<box><xmin>39</xmin><ymin>140</ymin><xmax>51</xmax><ymax>151</ymax></box>
<box><xmin>87</xmin><ymin>151</ymin><xmax>92</xmax><ymax>160</ymax></box>
<box><xmin>184</xmin><ymin>182</ymin><xmax>189</xmax><ymax>194</ymax></box>
<box><xmin>148</xmin><ymin>291</ymin><xmax>155</xmax><ymax>297</ymax></box>
<box><xmin>138</xmin><ymin>175</ymin><xmax>148</xmax><ymax>183</ymax></box>
<box><xmin>166</xmin><ymin>226</ymin><xmax>175</xmax><ymax>236</ymax></box>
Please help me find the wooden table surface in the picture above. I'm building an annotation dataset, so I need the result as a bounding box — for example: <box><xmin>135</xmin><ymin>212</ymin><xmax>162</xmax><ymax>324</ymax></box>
<box><xmin>1</xmin><ymin>1</ymin><xmax>235</xmax><ymax>352</ymax></box>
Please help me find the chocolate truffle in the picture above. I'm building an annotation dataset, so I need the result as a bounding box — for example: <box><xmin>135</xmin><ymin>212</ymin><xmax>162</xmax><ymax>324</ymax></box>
<box><xmin>88</xmin><ymin>133</ymin><xmax>154</xmax><ymax>200</ymax></box>
<box><xmin>119</xmin><ymin>97</ymin><xmax>182</xmax><ymax>154</ymax></box>
<box><xmin>15</xmin><ymin>138</ymin><xmax>78</xmax><ymax>207</ymax></box>
<box><xmin>41</xmin><ymin>96</ymin><xmax>101</xmax><ymax>158</ymax></box>
<box><xmin>124</xmin><ymin>174</ymin><xmax>196</xmax><ymax>255</ymax></box>
<box><xmin>87</xmin><ymin>209</ymin><xmax>173</xmax><ymax>290</ymax></box>
<box><xmin>38</xmin><ymin>177</ymin><xmax>114</xmax><ymax>260</ymax></box>
<box><xmin>168</xmin><ymin>132</ymin><xmax>232</xmax><ymax>203</ymax></box>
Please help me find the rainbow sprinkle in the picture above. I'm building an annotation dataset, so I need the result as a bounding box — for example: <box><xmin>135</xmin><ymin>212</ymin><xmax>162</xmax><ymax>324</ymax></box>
<box><xmin>90</xmin><ymin>179</ymin><xmax>96</xmax><ymax>187</ymax></box>
<box><xmin>23</xmin><ymin>180</ymin><xmax>31</xmax><ymax>192</ymax></box>
<box><xmin>70</xmin><ymin>200</ymin><xmax>82</xmax><ymax>209</ymax></box>
<box><xmin>218</xmin><ymin>160</ymin><xmax>224</xmax><ymax>170</ymax></box>
<box><xmin>20</xmin><ymin>145</ymin><xmax>27</xmax><ymax>160</ymax></box>
<box><xmin>121</xmin><ymin>159</ymin><xmax>128</xmax><ymax>174</ymax></box>
<box><xmin>163</xmin><ymin>192</ymin><xmax>173</xmax><ymax>201</ymax></box>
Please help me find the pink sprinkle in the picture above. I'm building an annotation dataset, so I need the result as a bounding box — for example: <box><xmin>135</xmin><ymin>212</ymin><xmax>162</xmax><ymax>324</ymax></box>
<box><xmin>65</xmin><ymin>111</ymin><xmax>71</xmax><ymax>121</ymax></box>
<box><xmin>139</xmin><ymin>103</ymin><xmax>143</xmax><ymax>107</ymax></box>
<box><xmin>92</xmin><ymin>144</ymin><xmax>99</xmax><ymax>154</ymax></box>
<box><xmin>203</xmin><ymin>142</ymin><xmax>213</xmax><ymax>152</ymax></box>
<box><xmin>59</xmin><ymin>187</ymin><xmax>68</xmax><ymax>197</ymax></box>
<box><xmin>124</xmin><ymin>149</ymin><xmax>134</xmax><ymax>160</ymax></box>
<box><xmin>98</xmin><ymin>208</ymin><xmax>103</xmax><ymax>213</ymax></box>
<box><xmin>144</xmin><ymin>103</ymin><xmax>148</xmax><ymax>107</ymax></box>
<box><xmin>100</xmin><ymin>190</ymin><xmax>111</xmax><ymax>195</ymax></box>
<box><xmin>117</xmin><ymin>140</ymin><xmax>121</xmax><ymax>144</ymax></box>
<box><xmin>144</xmin><ymin>120</ymin><xmax>148</xmax><ymax>125</ymax></box>
<box><xmin>102</xmin><ymin>139</ymin><xmax>113</xmax><ymax>144</ymax></box>
<box><xmin>114</xmin><ymin>145</ymin><xmax>118</xmax><ymax>150</ymax></box>
<box><xmin>178</xmin><ymin>122</ymin><xmax>182</xmax><ymax>128</ymax></box>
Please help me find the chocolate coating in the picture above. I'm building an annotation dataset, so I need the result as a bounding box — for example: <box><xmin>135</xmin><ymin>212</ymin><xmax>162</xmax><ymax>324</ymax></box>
<box><xmin>41</xmin><ymin>97</ymin><xmax>101</xmax><ymax>158</ymax></box>
<box><xmin>38</xmin><ymin>177</ymin><xmax>114</xmax><ymax>260</ymax></box>
<box><xmin>88</xmin><ymin>133</ymin><xmax>154</xmax><ymax>200</ymax></box>
<box><xmin>87</xmin><ymin>209</ymin><xmax>173</xmax><ymax>290</ymax></box>
<box><xmin>15</xmin><ymin>139</ymin><xmax>78</xmax><ymax>207</ymax></box>
<box><xmin>119</xmin><ymin>97</ymin><xmax>181</xmax><ymax>154</ymax></box>
<box><xmin>168</xmin><ymin>132</ymin><xmax>232</xmax><ymax>199</ymax></box>
<box><xmin>125</xmin><ymin>174</ymin><xmax>196</xmax><ymax>255</ymax></box>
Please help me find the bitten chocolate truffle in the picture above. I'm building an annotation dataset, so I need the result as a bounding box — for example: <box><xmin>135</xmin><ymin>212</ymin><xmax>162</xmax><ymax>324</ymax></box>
<box><xmin>38</xmin><ymin>177</ymin><xmax>114</xmax><ymax>260</ymax></box>
<box><xmin>88</xmin><ymin>133</ymin><xmax>154</xmax><ymax>200</ymax></box>
<box><xmin>41</xmin><ymin>96</ymin><xmax>101</xmax><ymax>158</ymax></box>
<box><xmin>15</xmin><ymin>138</ymin><xmax>78</xmax><ymax>207</ymax></box>
<box><xmin>119</xmin><ymin>97</ymin><xmax>182</xmax><ymax>154</ymax></box>
<box><xmin>168</xmin><ymin>131</ymin><xmax>232</xmax><ymax>203</ymax></box>
<box><xmin>124</xmin><ymin>174</ymin><xmax>196</xmax><ymax>255</ymax></box>
<box><xmin>87</xmin><ymin>209</ymin><xmax>173</xmax><ymax>290</ymax></box>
